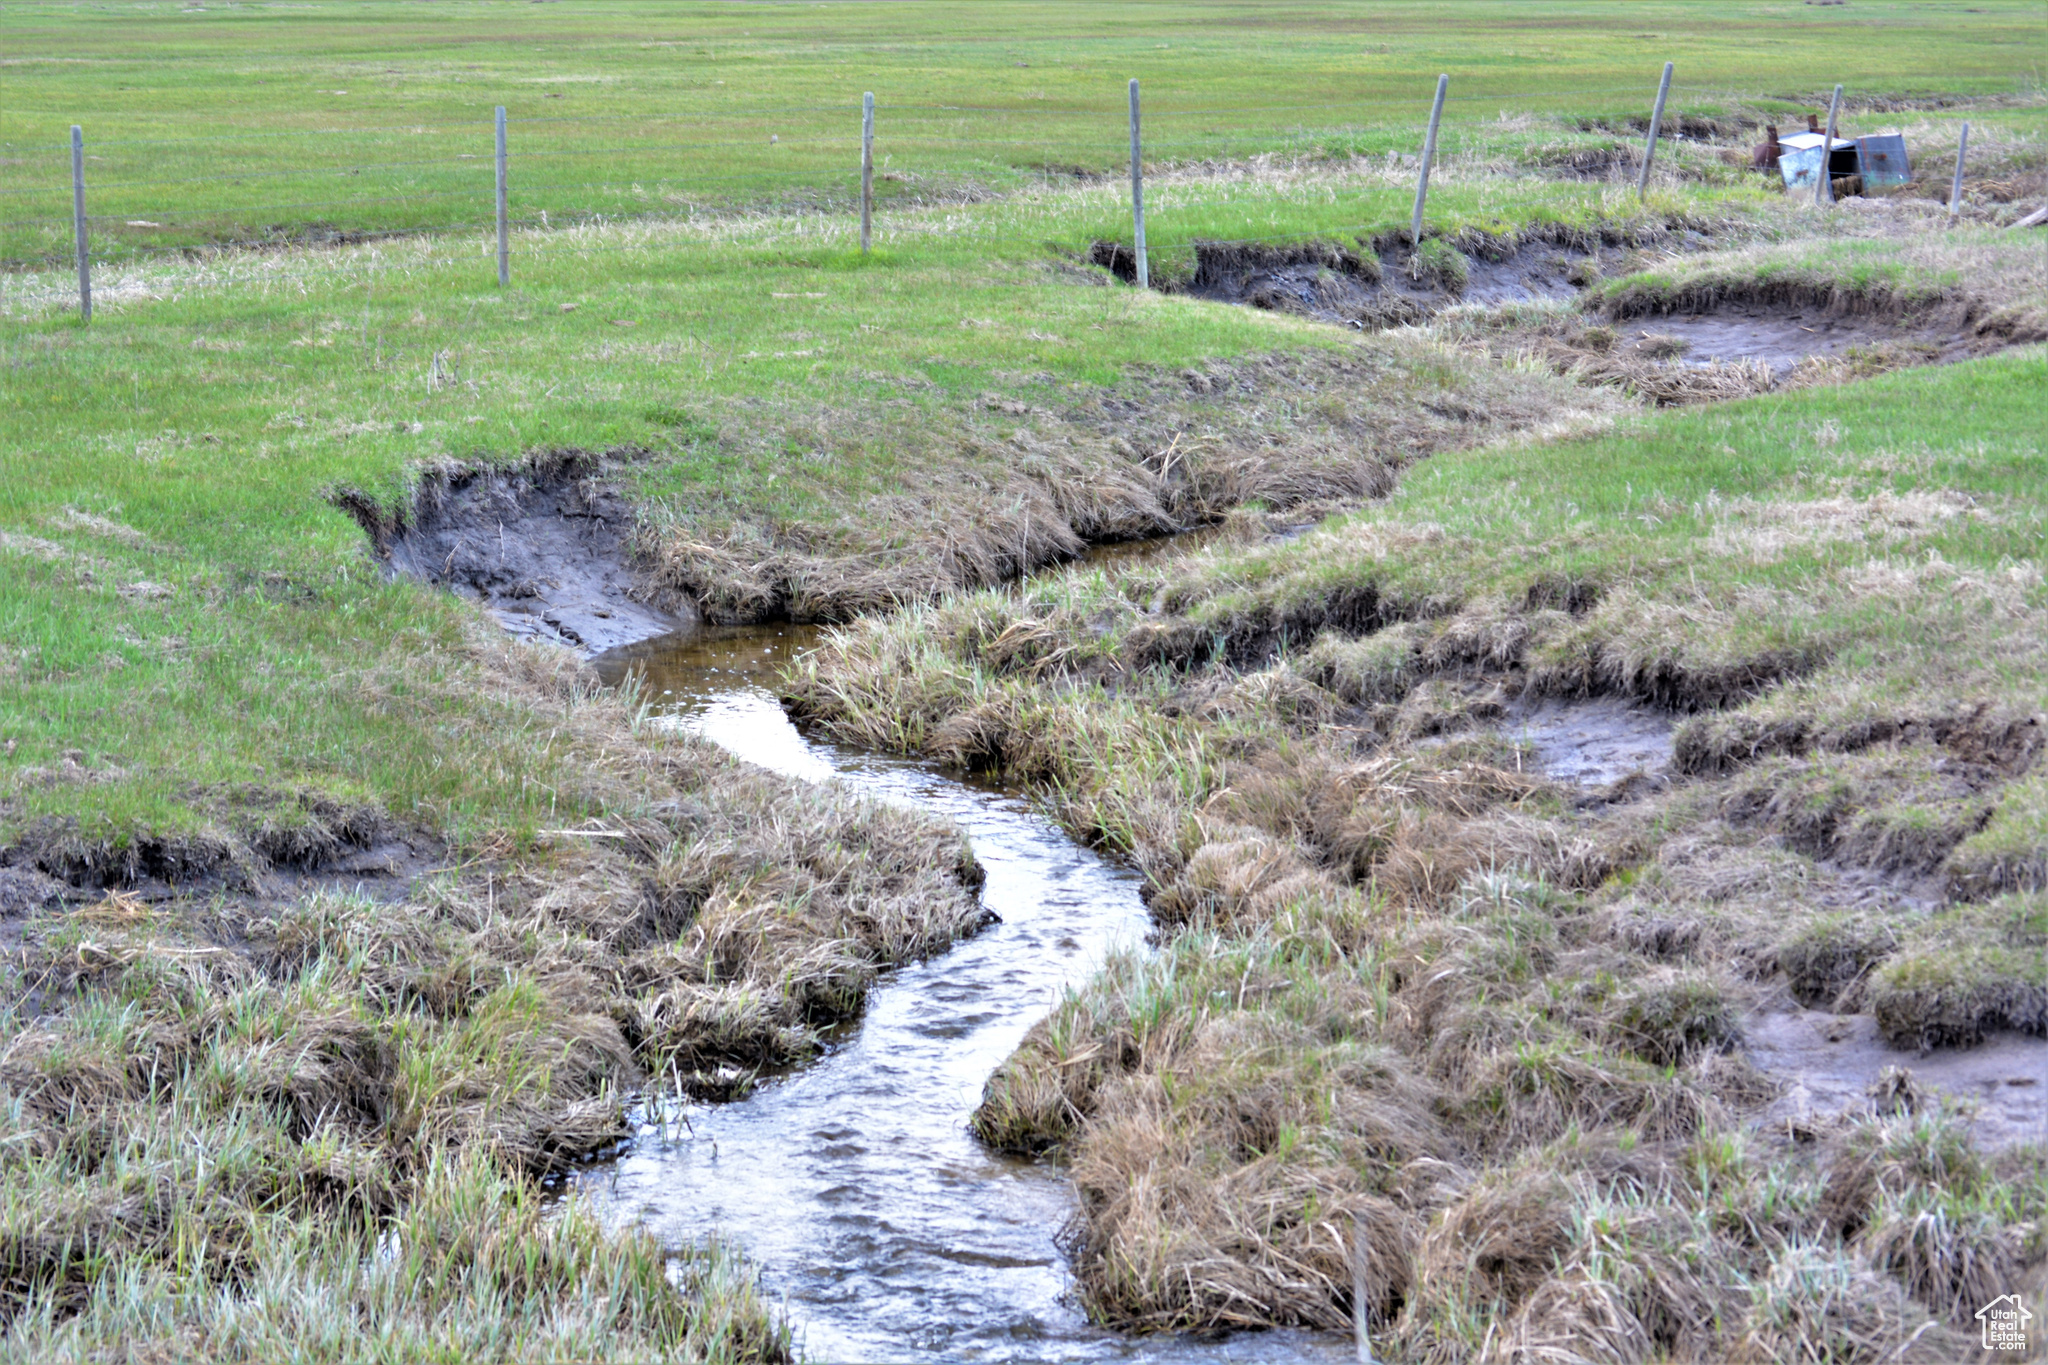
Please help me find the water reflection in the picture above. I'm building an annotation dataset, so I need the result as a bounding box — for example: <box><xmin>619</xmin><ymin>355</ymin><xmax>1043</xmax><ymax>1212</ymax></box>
<box><xmin>582</xmin><ymin>625</ymin><xmax>1348</xmax><ymax>1364</ymax></box>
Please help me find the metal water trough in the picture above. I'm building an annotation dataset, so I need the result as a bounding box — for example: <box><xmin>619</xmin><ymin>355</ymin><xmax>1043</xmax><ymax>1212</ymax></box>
<box><xmin>1778</xmin><ymin>130</ymin><xmax>1857</xmax><ymax>190</ymax></box>
<box><xmin>1779</xmin><ymin>130</ymin><xmax>1912</xmax><ymax>193</ymax></box>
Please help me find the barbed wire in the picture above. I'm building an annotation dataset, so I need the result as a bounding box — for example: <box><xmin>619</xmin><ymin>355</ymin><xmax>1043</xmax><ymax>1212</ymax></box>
<box><xmin>0</xmin><ymin>186</ymin><xmax>1623</xmax><ymax>274</ymax></box>
<box><xmin>1</xmin><ymin>74</ymin><xmax>1993</xmax><ymax>284</ymax></box>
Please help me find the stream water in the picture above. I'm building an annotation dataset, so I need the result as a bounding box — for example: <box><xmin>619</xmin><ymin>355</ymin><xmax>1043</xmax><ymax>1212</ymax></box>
<box><xmin>584</xmin><ymin>622</ymin><xmax>1351</xmax><ymax>1365</ymax></box>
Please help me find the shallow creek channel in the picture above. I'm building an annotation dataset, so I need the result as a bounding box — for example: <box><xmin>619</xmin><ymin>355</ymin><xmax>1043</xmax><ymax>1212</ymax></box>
<box><xmin>580</xmin><ymin>620</ymin><xmax>1353</xmax><ymax>1364</ymax></box>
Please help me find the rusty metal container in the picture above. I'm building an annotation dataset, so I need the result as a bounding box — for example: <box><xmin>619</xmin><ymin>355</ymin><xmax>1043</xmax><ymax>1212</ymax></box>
<box><xmin>1856</xmin><ymin>133</ymin><xmax>1912</xmax><ymax>186</ymax></box>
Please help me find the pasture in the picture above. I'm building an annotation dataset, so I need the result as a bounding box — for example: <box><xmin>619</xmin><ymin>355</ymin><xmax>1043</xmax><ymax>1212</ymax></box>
<box><xmin>0</xmin><ymin>3</ymin><xmax>2042</xmax><ymax>1362</ymax></box>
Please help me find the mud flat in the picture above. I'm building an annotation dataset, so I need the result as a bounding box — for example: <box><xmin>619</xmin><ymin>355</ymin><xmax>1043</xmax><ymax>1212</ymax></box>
<box><xmin>1750</xmin><ymin>1011</ymin><xmax>2045</xmax><ymax>1150</ymax></box>
<box><xmin>1505</xmin><ymin>696</ymin><xmax>1677</xmax><ymax>789</ymax></box>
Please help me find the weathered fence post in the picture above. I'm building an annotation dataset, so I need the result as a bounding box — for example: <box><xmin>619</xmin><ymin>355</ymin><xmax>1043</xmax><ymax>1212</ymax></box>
<box><xmin>1948</xmin><ymin>121</ymin><xmax>1970</xmax><ymax>220</ymax></box>
<box><xmin>1352</xmin><ymin>1212</ymin><xmax>1376</xmax><ymax>1365</ymax></box>
<box><xmin>861</xmin><ymin>91</ymin><xmax>875</xmax><ymax>255</ymax></box>
<box><xmin>1637</xmin><ymin>61</ymin><xmax>1674</xmax><ymax>200</ymax></box>
<box><xmin>1410</xmin><ymin>74</ymin><xmax>1448</xmax><ymax>257</ymax></box>
<box><xmin>1815</xmin><ymin>83</ymin><xmax>1843</xmax><ymax>206</ymax></box>
<box><xmin>1128</xmin><ymin>78</ymin><xmax>1148</xmax><ymax>289</ymax></box>
<box><xmin>494</xmin><ymin>106</ymin><xmax>509</xmax><ymax>287</ymax></box>
<box><xmin>71</xmin><ymin>125</ymin><xmax>90</xmax><ymax>323</ymax></box>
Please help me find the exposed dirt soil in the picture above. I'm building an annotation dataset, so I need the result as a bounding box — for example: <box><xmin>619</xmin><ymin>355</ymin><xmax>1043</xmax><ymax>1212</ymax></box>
<box><xmin>1585</xmin><ymin>271</ymin><xmax>2030</xmax><ymax>383</ymax></box>
<box><xmin>338</xmin><ymin>450</ymin><xmax>694</xmax><ymax>657</ymax></box>
<box><xmin>1748</xmin><ymin>1010</ymin><xmax>2045</xmax><ymax>1150</ymax></box>
<box><xmin>1483</xmin><ymin>276</ymin><xmax>2033</xmax><ymax>406</ymax></box>
<box><xmin>1088</xmin><ymin>234</ymin><xmax>2035</xmax><ymax>406</ymax></box>
<box><xmin>1614</xmin><ymin>308</ymin><xmax>1955</xmax><ymax>374</ymax></box>
<box><xmin>1504</xmin><ymin>696</ymin><xmax>1677</xmax><ymax>788</ymax></box>
<box><xmin>2</xmin><ymin>781</ymin><xmax>444</xmax><ymax>901</ymax></box>
<box><xmin>1101</xmin><ymin>235</ymin><xmax>1627</xmax><ymax>328</ymax></box>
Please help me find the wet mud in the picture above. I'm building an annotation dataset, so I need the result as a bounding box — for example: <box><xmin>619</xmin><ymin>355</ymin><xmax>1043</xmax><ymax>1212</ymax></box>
<box><xmin>1089</xmin><ymin>236</ymin><xmax>2021</xmax><ymax>396</ymax></box>
<box><xmin>1748</xmin><ymin>1010</ymin><xmax>2046</xmax><ymax>1150</ymax></box>
<box><xmin>1074</xmin><ymin>519</ymin><xmax>1232</xmax><ymax>569</ymax></box>
<box><xmin>583</xmin><ymin>625</ymin><xmax>1351</xmax><ymax>1364</ymax></box>
<box><xmin>1497</xmin><ymin>699</ymin><xmax>2045</xmax><ymax>1147</ymax></box>
<box><xmin>1144</xmin><ymin>238</ymin><xmax>1613</xmax><ymax>329</ymax></box>
<box><xmin>4</xmin><ymin>786</ymin><xmax>442</xmax><ymax>905</ymax></box>
<box><xmin>1606</xmin><ymin>306</ymin><xmax>1962</xmax><ymax>375</ymax></box>
<box><xmin>340</xmin><ymin>453</ymin><xmax>692</xmax><ymax>657</ymax></box>
<box><xmin>1505</xmin><ymin>696</ymin><xmax>1677</xmax><ymax>788</ymax></box>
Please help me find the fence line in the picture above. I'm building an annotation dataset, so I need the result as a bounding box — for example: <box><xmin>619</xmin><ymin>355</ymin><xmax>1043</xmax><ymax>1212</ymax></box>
<box><xmin>22</xmin><ymin>65</ymin><xmax>1972</xmax><ymax>318</ymax></box>
<box><xmin>0</xmin><ymin>78</ymin><xmax>1838</xmax><ymax>182</ymax></box>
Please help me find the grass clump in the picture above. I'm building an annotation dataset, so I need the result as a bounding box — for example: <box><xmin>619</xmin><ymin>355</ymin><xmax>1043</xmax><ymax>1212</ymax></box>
<box><xmin>1779</xmin><ymin>914</ymin><xmax>1904</xmax><ymax>1011</ymax></box>
<box><xmin>0</xmin><ymin>1151</ymin><xmax>792</xmax><ymax>1365</ymax></box>
<box><xmin>1868</xmin><ymin>894</ymin><xmax>2048</xmax><ymax>1048</ymax></box>
<box><xmin>1411</xmin><ymin>238</ymin><xmax>1472</xmax><ymax>294</ymax></box>
<box><xmin>1946</xmin><ymin>769</ymin><xmax>2048</xmax><ymax>899</ymax></box>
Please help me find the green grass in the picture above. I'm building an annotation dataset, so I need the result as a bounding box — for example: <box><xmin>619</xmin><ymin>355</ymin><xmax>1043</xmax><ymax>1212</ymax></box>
<box><xmin>1</xmin><ymin>0</ymin><xmax>2041</xmax><ymax>263</ymax></box>
<box><xmin>0</xmin><ymin>149</ymin><xmax>1706</xmax><ymax>850</ymax></box>
<box><xmin>0</xmin><ymin>7</ymin><xmax>2044</xmax><ymax>1356</ymax></box>
<box><xmin>1187</xmin><ymin>345</ymin><xmax>2045</xmax><ymax>605</ymax></box>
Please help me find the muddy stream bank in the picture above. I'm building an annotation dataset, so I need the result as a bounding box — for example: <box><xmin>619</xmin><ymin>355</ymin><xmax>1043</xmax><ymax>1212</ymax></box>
<box><xmin>581</xmin><ymin>616</ymin><xmax>1351</xmax><ymax>1364</ymax></box>
<box><xmin>565</xmin><ymin>536</ymin><xmax>2040</xmax><ymax>1359</ymax></box>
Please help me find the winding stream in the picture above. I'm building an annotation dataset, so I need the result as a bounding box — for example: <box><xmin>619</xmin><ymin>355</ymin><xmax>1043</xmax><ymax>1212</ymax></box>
<box><xmin>584</xmin><ymin>622</ymin><xmax>1349</xmax><ymax>1365</ymax></box>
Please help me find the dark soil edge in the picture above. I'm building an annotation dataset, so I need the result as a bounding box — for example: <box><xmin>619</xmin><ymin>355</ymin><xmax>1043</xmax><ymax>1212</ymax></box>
<box><xmin>335</xmin><ymin>448</ymin><xmax>698</xmax><ymax>657</ymax></box>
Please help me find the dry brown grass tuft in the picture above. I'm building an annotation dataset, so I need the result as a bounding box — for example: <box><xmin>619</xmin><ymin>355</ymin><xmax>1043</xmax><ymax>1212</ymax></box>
<box><xmin>1732</xmin><ymin>1241</ymin><xmax>1969</xmax><ymax>1365</ymax></box>
<box><xmin>0</xmin><ymin>630</ymin><xmax>982</xmax><ymax>1346</ymax></box>
<box><xmin>1064</xmin><ymin>1016</ymin><xmax>1447</xmax><ymax>1334</ymax></box>
<box><xmin>641</xmin><ymin>342</ymin><xmax>1608</xmax><ymax>623</ymax></box>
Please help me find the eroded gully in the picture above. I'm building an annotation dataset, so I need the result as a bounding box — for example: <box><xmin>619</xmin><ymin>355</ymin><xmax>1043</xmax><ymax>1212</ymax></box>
<box><xmin>580</xmin><ymin>621</ymin><xmax>1351</xmax><ymax>1365</ymax></box>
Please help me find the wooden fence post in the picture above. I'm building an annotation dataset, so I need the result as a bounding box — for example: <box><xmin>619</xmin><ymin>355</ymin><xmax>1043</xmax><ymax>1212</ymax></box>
<box><xmin>1815</xmin><ymin>84</ymin><xmax>1843</xmax><ymax>206</ymax></box>
<box><xmin>1352</xmin><ymin>1212</ymin><xmax>1376</xmax><ymax>1364</ymax></box>
<box><xmin>494</xmin><ymin>106</ymin><xmax>509</xmax><ymax>287</ymax></box>
<box><xmin>1128</xmin><ymin>78</ymin><xmax>1148</xmax><ymax>289</ymax></box>
<box><xmin>71</xmin><ymin>125</ymin><xmax>90</xmax><ymax>323</ymax></box>
<box><xmin>1637</xmin><ymin>62</ymin><xmax>1674</xmax><ymax>200</ymax></box>
<box><xmin>861</xmin><ymin>91</ymin><xmax>875</xmax><ymax>254</ymax></box>
<box><xmin>1948</xmin><ymin>121</ymin><xmax>1970</xmax><ymax>220</ymax></box>
<box><xmin>1410</xmin><ymin>74</ymin><xmax>1448</xmax><ymax>256</ymax></box>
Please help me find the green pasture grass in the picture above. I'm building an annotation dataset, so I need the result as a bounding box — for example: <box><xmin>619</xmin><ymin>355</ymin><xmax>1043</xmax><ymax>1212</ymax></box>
<box><xmin>1173</xmin><ymin>346</ymin><xmax>2048</xmax><ymax>709</ymax></box>
<box><xmin>0</xmin><ymin>0</ymin><xmax>2041</xmax><ymax>264</ymax></box>
<box><xmin>0</xmin><ymin>162</ymin><xmax>1611</xmax><ymax>849</ymax></box>
<box><xmin>2</xmin><ymin>121</ymin><xmax>2041</xmax><ymax>855</ymax></box>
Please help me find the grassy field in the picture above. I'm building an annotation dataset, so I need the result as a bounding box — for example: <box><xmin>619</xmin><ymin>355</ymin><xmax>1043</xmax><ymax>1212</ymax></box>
<box><xmin>0</xmin><ymin>0</ymin><xmax>2042</xmax><ymax>262</ymax></box>
<box><xmin>1</xmin><ymin>1</ymin><xmax>2045</xmax><ymax>1360</ymax></box>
